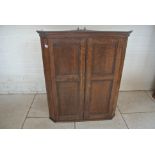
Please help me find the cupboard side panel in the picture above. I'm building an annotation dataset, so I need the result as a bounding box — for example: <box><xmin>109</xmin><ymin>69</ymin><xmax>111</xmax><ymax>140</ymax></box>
<box><xmin>108</xmin><ymin>38</ymin><xmax>128</xmax><ymax>115</ymax></box>
<box><xmin>48</xmin><ymin>39</ymin><xmax>59</xmax><ymax>121</ymax></box>
<box><xmin>40</xmin><ymin>37</ymin><xmax>57</xmax><ymax>120</ymax></box>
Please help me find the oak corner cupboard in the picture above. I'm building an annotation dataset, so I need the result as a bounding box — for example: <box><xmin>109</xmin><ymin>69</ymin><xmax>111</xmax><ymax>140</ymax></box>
<box><xmin>37</xmin><ymin>30</ymin><xmax>132</xmax><ymax>122</ymax></box>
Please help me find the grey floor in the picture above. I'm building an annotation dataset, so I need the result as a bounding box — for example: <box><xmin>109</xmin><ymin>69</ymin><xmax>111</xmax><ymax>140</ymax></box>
<box><xmin>0</xmin><ymin>91</ymin><xmax>155</xmax><ymax>129</ymax></box>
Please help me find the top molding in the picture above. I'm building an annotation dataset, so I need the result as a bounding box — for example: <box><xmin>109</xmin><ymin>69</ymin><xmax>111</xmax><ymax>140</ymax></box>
<box><xmin>37</xmin><ymin>30</ymin><xmax>132</xmax><ymax>38</ymax></box>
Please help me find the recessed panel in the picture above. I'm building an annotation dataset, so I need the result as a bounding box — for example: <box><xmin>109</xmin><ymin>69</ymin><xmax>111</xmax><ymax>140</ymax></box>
<box><xmin>57</xmin><ymin>82</ymin><xmax>80</xmax><ymax>116</ymax></box>
<box><xmin>92</xmin><ymin>44</ymin><xmax>116</xmax><ymax>75</ymax></box>
<box><xmin>89</xmin><ymin>81</ymin><xmax>112</xmax><ymax>114</ymax></box>
<box><xmin>53</xmin><ymin>42</ymin><xmax>80</xmax><ymax>76</ymax></box>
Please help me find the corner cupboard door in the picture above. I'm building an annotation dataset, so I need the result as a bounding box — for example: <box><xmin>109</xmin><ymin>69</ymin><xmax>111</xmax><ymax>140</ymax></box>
<box><xmin>48</xmin><ymin>38</ymin><xmax>86</xmax><ymax>121</ymax></box>
<box><xmin>84</xmin><ymin>37</ymin><xmax>126</xmax><ymax>120</ymax></box>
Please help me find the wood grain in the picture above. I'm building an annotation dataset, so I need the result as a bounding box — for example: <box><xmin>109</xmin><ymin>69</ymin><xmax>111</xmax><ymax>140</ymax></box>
<box><xmin>38</xmin><ymin>30</ymin><xmax>131</xmax><ymax>122</ymax></box>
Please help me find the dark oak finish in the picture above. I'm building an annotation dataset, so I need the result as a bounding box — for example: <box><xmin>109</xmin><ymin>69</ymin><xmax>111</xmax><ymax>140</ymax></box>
<box><xmin>37</xmin><ymin>30</ymin><xmax>131</xmax><ymax>122</ymax></box>
<box><xmin>153</xmin><ymin>91</ymin><xmax>155</xmax><ymax>99</ymax></box>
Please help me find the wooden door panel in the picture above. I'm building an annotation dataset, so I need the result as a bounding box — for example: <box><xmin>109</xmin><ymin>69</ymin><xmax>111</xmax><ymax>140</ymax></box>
<box><xmin>89</xmin><ymin>81</ymin><xmax>112</xmax><ymax>114</ymax></box>
<box><xmin>92</xmin><ymin>44</ymin><xmax>116</xmax><ymax>75</ymax></box>
<box><xmin>84</xmin><ymin>38</ymin><xmax>119</xmax><ymax>120</ymax></box>
<box><xmin>57</xmin><ymin>82</ymin><xmax>80</xmax><ymax>116</ymax></box>
<box><xmin>48</xmin><ymin>38</ymin><xmax>86</xmax><ymax>121</ymax></box>
<box><xmin>53</xmin><ymin>42</ymin><xmax>80</xmax><ymax>76</ymax></box>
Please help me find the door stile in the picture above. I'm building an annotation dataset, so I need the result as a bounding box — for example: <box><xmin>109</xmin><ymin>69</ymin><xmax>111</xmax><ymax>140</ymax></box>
<box><xmin>48</xmin><ymin>38</ymin><xmax>59</xmax><ymax>120</ymax></box>
<box><xmin>84</xmin><ymin>38</ymin><xmax>93</xmax><ymax>119</ymax></box>
<box><xmin>79</xmin><ymin>39</ymin><xmax>86</xmax><ymax>119</ymax></box>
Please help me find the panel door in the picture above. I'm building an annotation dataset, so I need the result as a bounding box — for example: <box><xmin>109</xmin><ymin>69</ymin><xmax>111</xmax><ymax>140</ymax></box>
<box><xmin>48</xmin><ymin>38</ymin><xmax>86</xmax><ymax>121</ymax></box>
<box><xmin>84</xmin><ymin>37</ymin><xmax>124</xmax><ymax>120</ymax></box>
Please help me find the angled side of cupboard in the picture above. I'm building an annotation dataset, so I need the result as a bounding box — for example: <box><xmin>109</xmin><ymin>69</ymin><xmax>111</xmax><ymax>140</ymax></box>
<box><xmin>37</xmin><ymin>31</ymin><xmax>131</xmax><ymax>122</ymax></box>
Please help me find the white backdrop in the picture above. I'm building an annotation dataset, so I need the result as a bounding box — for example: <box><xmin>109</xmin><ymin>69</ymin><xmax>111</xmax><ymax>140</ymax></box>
<box><xmin>0</xmin><ymin>25</ymin><xmax>155</xmax><ymax>93</ymax></box>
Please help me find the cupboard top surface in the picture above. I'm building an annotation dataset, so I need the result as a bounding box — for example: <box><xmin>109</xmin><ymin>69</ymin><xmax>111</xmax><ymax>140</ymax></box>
<box><xmin>37</xmin><ymin>30</ymin><xmax>132</xmax><ymax>38</ymax></box>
